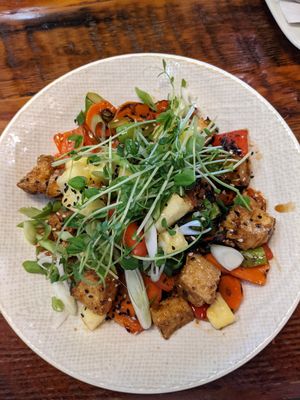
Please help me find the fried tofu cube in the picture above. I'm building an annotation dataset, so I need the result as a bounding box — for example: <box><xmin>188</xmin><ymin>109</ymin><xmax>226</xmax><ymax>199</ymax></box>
<box><xmin>72</xmin><ymin>271</ymin><xmax>118</xmax><ymax>315</ymax></box>
<box><xmin>223</xmin><ymin>204</ymin><xmax>275</xmax><ymax>250</ymax></box>
<box><xmin>150</xmin><ymin>296</ymin><xmax>194</xmax><ymax>339</ymax></box>
<box><xmin>17</xmin><ymin>155</ymin><xmax>55</xmax><ymax>195</ymax></box>
<box><xmin>177</xmin><ymin>254</ymin><xmax>220</xmax><ymax>307</ymax></box>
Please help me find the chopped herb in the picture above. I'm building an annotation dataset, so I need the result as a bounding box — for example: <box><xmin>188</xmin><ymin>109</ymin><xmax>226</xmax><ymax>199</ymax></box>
<box><xmin>120</xmin><ymin>256</ymin><xmax>140</xmax><ymax>270</ymax></box>
<box><xmin>68</xmin><ymin>176</ymin><xmax>87</xmax><ymax>191</ymax></box>
<box><xmin>161</xmin><ymin>217</ymin><xmax>176</xmax><ymax>236</ymax></box>
<box><xmin>66</xmin><ymin>236</ymin><xmax>89</xmax><ymax>254</ymax></box>
<box><xmin>68</xmin><ymin>134</ymin><xmax>83</xmax><ymax>149</ymax></box>
<box><xmin>23</xmin><ymin>260</ymin><xmax>47</xmax><ymax>275</ymax></box>
<box><xmin>174</xmin><ymin>168</ymin><xmax>196</xmax><ymax>187</ymax></box>
<box><xmin>234</xmin><ymin>194</ymin><xmax>251</xmax><ymax>209</ymax></box>
<box><xmin>51</xmin><ymin>296</ymin><xmax>65</xmax><ymax>312</ymax></box>
<box><xmin>84</xmin><ymin>187</ymin><xmax>100</xmax><ymax>199</ymax></box>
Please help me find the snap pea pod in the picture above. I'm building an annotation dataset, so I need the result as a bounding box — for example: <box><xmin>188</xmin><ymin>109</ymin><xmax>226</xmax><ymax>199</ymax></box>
<box><xmin>241</xmin><ymin>247</ymin><xmax>267</xmax><ymax>267</ymax></box>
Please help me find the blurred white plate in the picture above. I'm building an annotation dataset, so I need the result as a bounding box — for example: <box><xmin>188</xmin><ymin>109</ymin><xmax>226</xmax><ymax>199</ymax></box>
<box><xmin>265</xmin><ymin>0</ymin><xmax>300</xmax><ymax>48</ymax></box>
<box><xmin>0</xmin><ymin>53</ymin><xmax>299</xmax><ymax>394</ymax></box>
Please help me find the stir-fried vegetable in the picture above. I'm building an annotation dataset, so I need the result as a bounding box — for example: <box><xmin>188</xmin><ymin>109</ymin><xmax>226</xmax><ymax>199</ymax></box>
<box><xmin>241</xmin><ymin>247</ymin><xmax>267</xmax><ymax>267</ymax></box>
<box><xmin>219</xmin><ymin>275</ymin><xmax>243</xmax><ymax>312</ymax></box>
<box><xmin>17</xmin><ymin>61</ymin><xmax>275</xmax><ymax>338</ymax></box>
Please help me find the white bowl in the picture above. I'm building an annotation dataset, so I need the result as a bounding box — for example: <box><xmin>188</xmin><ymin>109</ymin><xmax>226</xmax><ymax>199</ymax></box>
<box><xmin>0</xmin><ymin>53</ymin><xmax>299</xmax><ymax>394</ymax></box>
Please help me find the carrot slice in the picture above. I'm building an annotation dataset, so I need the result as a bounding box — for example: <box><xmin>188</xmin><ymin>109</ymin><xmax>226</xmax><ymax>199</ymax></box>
<box><xmin>115</xmin><ymin>101</ymin><xmax>154</xmax><ymax>121</ymax></box>
<box><xmin>263</xmin><ymin>244</ymin><xmax>274</xmax><ymax>261</ymax></box>
<box><xmin>155</xmin><ymin>100</ymin><xmax>169</xmax><ymax>113</ymax></box>
<box><xmin>204</xmin><ymin>253</ymin><xmax>229</xmax><ymax>274</ymax></box>
<box><xmin>86</xmin><ymin>100</ymin><xmax>116</xmax><ymax>133</ymax></box>
<box><xmin>219</xmin><ymin>275</ymin><xmax>243</xmax><ymax>312</ymax></box>
<box><xmin>143</xmin><ymin>276</ymin><xmax>162</xmax><ymax>305</ymax></box>
<box><xmin>119</xmin><ymin>299</ymin><xmax>136</xmax><ymax>318</ymax></box>
<box><xmin>114</xmin><ymin>314</ymin><xmax>143</xmax><ymax>334</ymax></box>
<box><xmin>155</xmin><ymin>273</ymin><xmax>175</xmax><ymax>292</ymax></box>
<box><xmin>230</xmin><ymin>264</ymin><xmax>270</xmax><ymax>285</ymax></box>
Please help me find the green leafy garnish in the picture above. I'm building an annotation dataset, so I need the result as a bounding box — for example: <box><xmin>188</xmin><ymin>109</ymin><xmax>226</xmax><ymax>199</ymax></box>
<box><xmin>23</xmin><ymin>260</ymin><xmax>47</xmax><ymax>275</ymax></box>
<box><xmin>161</xmin><ymin>218</ymin><xmax>176</xmax><ymax>236</ymax></box>
<box><xmin>66</xmin><ymin>236</ymin><xmax>88</xmax><ymax>254</ymax></box>
<box><xmin>135</xmin><ymin>87</ymin><xmax>157</xmax><ymax>111</ymax></box>
<box><xmin>234</xmin><ymin>194</ymin><xmax>251</xmax><ymax>209</ymax></box>
<box><xmin>84</xmin><ymin>187</ymin><xmax>100</xmax><ymax>199</ymax></box>
<box><xmin>68</xmin><ymin>134</ymin><xmax>83</xmax><ymax>149</ymax></box>
<box><xmin>68</xmin><ymin>176</ymin><xmax>87</xmax><ymax>191</ymax></box>
<box><xmin>174</xmin><ymin>169</ymin><xmax>196</xmax><ymax>187</ymax></box>
<box><xmin>120</xmin><ymin>256</ymin><xmax>140</xmax><ymax>270</ymax></box>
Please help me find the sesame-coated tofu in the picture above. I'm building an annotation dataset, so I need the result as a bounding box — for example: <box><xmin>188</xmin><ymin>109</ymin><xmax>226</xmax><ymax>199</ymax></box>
<box><xmin>150</xmin><ymin>296</ymin><xmax>194</xmax><ymax>339</ymax></box>
<box><xmin>72</xmin><ymin>271</ymin><xmax>118</xmax><ymax>315</ymax></box>
<box><xmin>222</xmin><ymin>189</ymin><xmax>275</xmax><ymax>250</ymax></box>
<box><xmin>17</xmin><ymin>155</ymin><xmax>55</xmax><ymax>195</ymax></box>
<box><xmin>177</xmin><ymin>254</ymin><xmax>220</xmax><ymax>307</ymax></box>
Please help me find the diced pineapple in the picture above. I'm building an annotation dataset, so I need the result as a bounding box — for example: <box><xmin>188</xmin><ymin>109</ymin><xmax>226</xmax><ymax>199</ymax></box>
<box><xmin>118</xmin><ymin>164</ymin><xmax>132</xmax><ymax>177</ymax></box>
<box><xmin>61</xmin><ymin>186</ymin><xmax>82</xmax><ymax>210</ymax></box>
<box><xmin>62</xmin><ymin>185</ymin><xmax>104</xmax><ymax>215</ymax></box>
<box><xmin>57</xmin><ymin>157</ymin><xmax>107</xmax><ymax>190</ymax></box>
<box><xmin>159</xmin><ymin>228</ymin><xmax>188</xmax><ymax>254</ymax></box>
<box><xmin>80</xmin><ymin>198</ymin><xmax>105</xmax><ymax>216</ymax></box>
<box><xmin>80</xmin><ymin>305</ymin><xmax>106</xmax><ymax>331</ymax></box>
<box><xmin>207</xmin><ymin>293</ymin><xmax>235</xmax><ymax>330</ymax></box>
<box><xmin>155</xmin><ymin>194</ymin><xmax>194</xmax><ymax>233</ymax></box>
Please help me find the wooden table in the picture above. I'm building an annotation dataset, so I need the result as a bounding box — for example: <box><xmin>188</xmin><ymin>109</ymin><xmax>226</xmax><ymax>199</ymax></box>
<box><xmin>0</xmin><ymin>1</ymin><xmax>299</xmax><ymax>398</ymax></box>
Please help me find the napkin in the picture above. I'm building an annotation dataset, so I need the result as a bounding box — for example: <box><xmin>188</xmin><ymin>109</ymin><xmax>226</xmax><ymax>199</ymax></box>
<box><xmin>280</xmin><ymin>1</ymin><xmax>300</xmax><ymax>23</ymax></box>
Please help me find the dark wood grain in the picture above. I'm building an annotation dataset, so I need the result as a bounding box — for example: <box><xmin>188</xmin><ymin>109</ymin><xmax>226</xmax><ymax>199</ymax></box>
<box><xmin>0</xmin><ymin>0</ymin><xmax>299</xmax><ymax>398</ymax></box>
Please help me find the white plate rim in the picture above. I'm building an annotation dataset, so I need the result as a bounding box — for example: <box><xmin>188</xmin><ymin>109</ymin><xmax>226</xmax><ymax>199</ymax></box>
<box><xmin>265</xmin><ymin>0</ymin><xmax>300</xmax><ymax>49</ymax></box>
<box><xmin>0</xmin><ymin>53</ymin><xmax>299</xmax><ymax>394</ymax></box>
